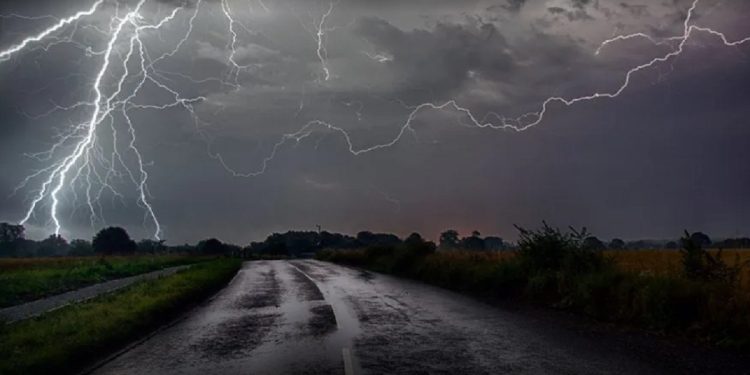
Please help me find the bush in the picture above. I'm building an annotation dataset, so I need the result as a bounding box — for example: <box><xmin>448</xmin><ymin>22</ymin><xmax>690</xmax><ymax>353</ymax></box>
<box><xmin>318</xmin><ymin>227</ymin><xmax>750</xmax><ymax>346</ymax></box>
<box><xmin>515</xmin><ymin>222</ymin><xmax>606</xmax><ymax>277</ymax></box>
<box><xmin>680</xmin><ymin>231</ymin><xmax>746</xmax><ymax>285</ymax></box>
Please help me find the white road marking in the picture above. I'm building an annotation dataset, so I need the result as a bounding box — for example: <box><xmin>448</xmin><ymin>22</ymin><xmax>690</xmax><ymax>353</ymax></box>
<box><xmin>342</xmin><ymin>347</ymin><xmax>355</xmax><ymax>375</ymax></box>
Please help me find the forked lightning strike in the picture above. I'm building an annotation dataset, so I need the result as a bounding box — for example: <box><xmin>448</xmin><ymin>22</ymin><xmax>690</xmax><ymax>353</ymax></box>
<box><xmin>216</xmin><ymin>0</ymin><xmax>749</xmax><ymax>178</ymax></box>
<box><xmin>2</xmin><ymin>0</ymin><xmax>748</xmax><ymax>238</ymax></box>
<box><xmin>2</xmin><ymin>0</ymin><xmax>206</xmax><ymax>239</ymax></box>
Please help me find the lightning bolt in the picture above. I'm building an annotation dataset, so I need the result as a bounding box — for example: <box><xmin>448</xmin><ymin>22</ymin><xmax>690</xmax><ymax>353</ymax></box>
<box><xmin>0</xmin><ymin>0</ymin><xmax>104</xmax><ymax>62</ymax></box>
<box><xmin>4</xmin><ymin>0</ymin><xmax>205</xmax><ymax>239</ymax></box>
<box><xmin>3</xmin><ymin>0</ymin><xmax>749</xmax><ymax>239</ymax></box>
<box><xmin>213</xmin><ymin>0</ymin><xmax>749</xmax><ymax>179</ymax></box>
<box><xmin>315</xmin><ymin>1</ymin><xmax>334</xmax><ymax>81</ymax></box>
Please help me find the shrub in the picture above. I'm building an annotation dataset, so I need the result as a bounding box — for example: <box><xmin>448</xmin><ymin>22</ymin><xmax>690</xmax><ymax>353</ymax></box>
<box><xmin>515</xmin><ymin>222</ymin><xmax>606</xmax><ymax>277</ymax></box>
<box><xmin>680</xmin><ymin>231</ymin><xmax>746</xmax><ymax>285</ymax></box>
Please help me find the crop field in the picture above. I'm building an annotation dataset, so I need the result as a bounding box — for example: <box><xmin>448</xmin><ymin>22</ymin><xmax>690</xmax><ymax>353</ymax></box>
<box><xmin>608</xmin><ymin>249</ymin><xmax>750</xmax><ymax>289</ymax></box>
<box><xmin>418</xmin><ymin>249</ymin><xmax>750</xmax><ymax>290</ymax></box>
<box><xmin>0</xmin><ymin>255</ymin><xmax>209</xmax><ymax>307</ymax></box>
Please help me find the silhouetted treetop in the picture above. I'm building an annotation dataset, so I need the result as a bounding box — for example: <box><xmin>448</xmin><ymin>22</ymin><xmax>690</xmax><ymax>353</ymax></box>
<box><xmin>93</xmin><ymin>227</ymin><xmax>136</xmax><ymax>255</ymax></box>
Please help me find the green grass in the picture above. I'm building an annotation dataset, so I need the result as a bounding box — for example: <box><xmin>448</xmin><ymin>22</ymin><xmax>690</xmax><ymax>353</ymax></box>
<box><xmin>0</xmin><ymin>258</ymin><xmax>242</xmax><ymax>375</ymax></box>
<box><xmin>0</xmin><ymin>255</ymin><xmax>209</xmax><ymax>307</ymax></box>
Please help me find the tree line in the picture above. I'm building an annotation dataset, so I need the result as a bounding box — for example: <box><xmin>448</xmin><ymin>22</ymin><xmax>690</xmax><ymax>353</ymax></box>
<box><xmin>0</xmin><ymin>221</ymin><xmax>747</xmax><ymax>258</ymax></box>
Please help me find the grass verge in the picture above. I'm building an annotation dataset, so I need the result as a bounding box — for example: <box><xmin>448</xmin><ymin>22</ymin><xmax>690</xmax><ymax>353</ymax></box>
<box><xmin>317</xmin><ymin>228</ymin><xmax>750</xmax><ymax>347</ymax></box>
<box><xmin>0</xmin><ymin>258</ymin><xmax>242</xmax><ymax>375</ymax></box>
<box><xmin>0</xmin><ymin>255</ymin><xmax>210</xmax><ymax>307</ymax></box>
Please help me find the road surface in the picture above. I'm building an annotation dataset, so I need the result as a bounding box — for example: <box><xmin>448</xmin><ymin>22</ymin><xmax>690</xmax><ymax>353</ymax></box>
<box><xmin>90</xmin><ymin>260</ymin><xmax>747</xmax><ymax>375</ymax></box>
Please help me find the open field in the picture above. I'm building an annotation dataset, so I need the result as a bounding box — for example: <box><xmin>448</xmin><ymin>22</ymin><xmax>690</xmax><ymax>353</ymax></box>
<box><xmin>0</xmin><ymin>256</ymin><xmax>210</xmax><ymax>308</ymax></box>
<box><xmin>0</xmin><ymin>258</ymin><xmax>242</xmax><ymax>375</ymax></box>
<box><xmin>608</xmin><ymin>249</ymin><xmax>750</xmax><ymax>289</ymax></box>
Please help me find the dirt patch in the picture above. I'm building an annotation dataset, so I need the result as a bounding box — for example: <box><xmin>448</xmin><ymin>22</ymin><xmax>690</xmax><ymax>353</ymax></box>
<box><xmin>194</xmin><ymin>313</ymin><xmax>280</xmax><ymax>358</ymax></box>
<box><xmin>307</xmin><ymin>305</ymin><xmax>337</xmax><ymax>337</ymax></box>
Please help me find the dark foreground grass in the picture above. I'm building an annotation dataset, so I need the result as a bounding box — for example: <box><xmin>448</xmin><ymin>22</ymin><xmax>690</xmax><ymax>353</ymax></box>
<box><xmin>0</xmin><ymin>258</ymin><xmax>242</xmax><ymax>375</ymax></box>
<box><xmin>318</xmin><ymin>236</ymin><xmax>750</xmax><ymax>347</ymax></box>
<box><xmin>0</xmin><ymin>255</ymin><xmax>209</xmax><ymax>307</ymax></box>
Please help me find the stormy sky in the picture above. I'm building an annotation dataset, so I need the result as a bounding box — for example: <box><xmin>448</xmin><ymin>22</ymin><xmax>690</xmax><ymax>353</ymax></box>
<box><xmin>0</xmin><ymin>0</ymin><xmax>748</xmax><ymax>244</ymax></box>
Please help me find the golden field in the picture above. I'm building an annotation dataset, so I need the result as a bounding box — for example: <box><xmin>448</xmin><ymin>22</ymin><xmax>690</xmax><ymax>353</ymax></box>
<box><xmin>607</xmin><ymin>249</ymin><xmax>750</xmax><ymax>289</ymax></box>
<box><xmin>430</xmin><ymin>249</ymin><xmax>750</xmax><ymax>290</ymax></box>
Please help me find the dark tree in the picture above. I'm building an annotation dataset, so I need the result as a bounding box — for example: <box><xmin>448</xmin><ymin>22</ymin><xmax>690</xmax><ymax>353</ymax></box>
<box><xmin>460</xmin><ymin>231</ymin><xmax>485</xmax><ymax>250</ymax></box>
<box><xmin>403</xmin><ymin>232</ymin><xmax>436</xmax><ymax>256</ymax></box>
<box><xmin>608</xmin><ymin>238</ymin><xmax>625</xmax><ymax>250</ymax></box>
<box><xmin>483</xmin><ymin>236</ymin><xmax>505</xmax><ymax>251</ymax></box>
<box><xmin>717</xmin><ymin>237</ymin><xmax>750</xmax><ymax>249</ymax></box>
<box><xmin>0</xmin><ymin>223</ymin><xmax>25</xmax><ymax>257</ymax></box>
<box><xmin>93</xmin><ymin>227</ymin><xmax>137</xmax><ymax>255</ymax></box>
<box><xmin>37</xmin><ymin>234</ymin><xmax>69</xmax><ymax>257</ymax></box>
<box><xmin>405</xmin><ymin>232</ymin><xmax>425</xmax><ymax>247</ymax></box>
<box><xmin>665</xmin><ymin>241</ymin><xmax>678</xmax><ymax>250</ymax></box>
<box><xmin>0</xmin><ymin>223</ymin><xmax>24</xmax><ymax>243</ymax></box>
<box><xmin>138</xmin><ymin>239</ymin><xmax>167</xmax><ymax>254</ymax></box>
<box><xmin>69</xmin><ymin>239</ymin><xmax>94</xmax><ymax>256</ymax></box>
<box><xmin>357</xmin><ymin>231</ymin><xmax>401</xmax><ymax>247</ymax></box>
<box><xmin>583</xmin><ymin>236</ymin><xmax>605</xmax><ymax>250</ymax></box>
<box><xmin>197</xmin><ymin>238</ymin><xmax>227</xmax><ymax>255</ymax></box>
<box><xmin>439</xmin><ymin>229</ymin><xmax>459</xmax><ymax>249</ymax></box>
<box><xmin>689</xmin><ymin>232</ymin><xmax>711</xmax><ymax>248</ymax></box>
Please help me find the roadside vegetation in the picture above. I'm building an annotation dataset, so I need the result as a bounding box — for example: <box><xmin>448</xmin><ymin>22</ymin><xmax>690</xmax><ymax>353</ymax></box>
<box><xmin>0</xmin><ymin>258</ymin><xmax>242</xmax><ymax>375</ymax></box>
<box><xmin>0</xmin><ymin>255</ymin><xmax>209</xmax><ymax>307</ymax></box>
<box><xmin>317</xmin><ymin>225</ymin><xmax>750</xmax><ymax>347</ymax></box>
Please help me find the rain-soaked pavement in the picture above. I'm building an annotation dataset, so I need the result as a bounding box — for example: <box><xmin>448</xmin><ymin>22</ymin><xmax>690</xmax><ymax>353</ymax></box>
<box><xmin>90</xmin><ymin>260</ymin><xmax>748</xmax><ymax>375</ymax></box>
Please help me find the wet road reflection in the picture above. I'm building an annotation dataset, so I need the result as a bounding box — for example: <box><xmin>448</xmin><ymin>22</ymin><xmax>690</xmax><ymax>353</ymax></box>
<box><xmin>92</xmin><ymin>260</ymin><xmax>670</xmax><ymax>375</ymax></box>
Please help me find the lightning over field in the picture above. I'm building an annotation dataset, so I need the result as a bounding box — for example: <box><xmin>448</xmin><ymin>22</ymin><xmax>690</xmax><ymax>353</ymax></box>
<box><xmin>0</xmin><ymin>0</ymin><xmax>748</xmax><ymax>243</ymax></box>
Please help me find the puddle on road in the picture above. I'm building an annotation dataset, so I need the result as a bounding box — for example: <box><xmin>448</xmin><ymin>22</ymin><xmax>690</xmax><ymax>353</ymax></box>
<box><xmin>92</xmin><ymin>261</ymin><xmax>365</xmax><ymax>375</ymax></box>
<box><xmin>198</xmin><ymin>261</ymin><xmax>363</xmax><ymax>374</ymax></box>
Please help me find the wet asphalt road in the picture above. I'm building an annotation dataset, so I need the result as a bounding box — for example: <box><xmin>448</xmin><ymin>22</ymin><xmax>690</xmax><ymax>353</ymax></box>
<box><xmin>90</xmin><ymin>260</ymin><xmax>744</xmax><ymax>375</ymax></box>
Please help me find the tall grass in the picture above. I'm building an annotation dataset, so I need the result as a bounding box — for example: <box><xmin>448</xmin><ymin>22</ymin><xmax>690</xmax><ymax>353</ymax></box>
<box><xmin>0</xmin><ymin>255</ymin><xmax>209</xmax><ymax>307</ymax></box>
<box><xmin>317</xmin><ymin>227</ymin><xmax>750</xmax><ymax>347</ymax></box>
<box><xmin>0</xmin><ymin>258</ymin><xmax>242</xmax><ymax>375</ymax></box>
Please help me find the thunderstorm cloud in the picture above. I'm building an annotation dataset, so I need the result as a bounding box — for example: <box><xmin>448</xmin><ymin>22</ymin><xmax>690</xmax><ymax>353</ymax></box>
<box><xmin>0</xmin><ymin>0</ymin><xmax>748</xmax><ymax>243</ymax></box>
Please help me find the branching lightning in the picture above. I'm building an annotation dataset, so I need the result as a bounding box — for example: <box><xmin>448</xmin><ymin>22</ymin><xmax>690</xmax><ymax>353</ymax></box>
<box><xmin>3</xmin><ymin>0</ymin><xmax>206</xmax><ymax>239</ymax></box>
<box><xmin>2</xmin><ymin>0</ymin><xmax>748</xmax><ymax>239</ymax></box>
<box><xmin>216</xmin><ymin>0</ymin><xmax>749</xmax><ymax>177</ymax></box>
<box><xmin>0</xmin><ymin>0</ymin><xmax>104</xmax><ymax>62</ymax></box>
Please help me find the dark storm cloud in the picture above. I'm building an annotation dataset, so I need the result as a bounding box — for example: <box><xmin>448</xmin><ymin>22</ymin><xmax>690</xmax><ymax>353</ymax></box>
<box><xmin>619</xmin><ymin>3</ymin><xmax>649</xmax><ymax>17</ymax></box>
<box><xmin>154</xmin><ymin>0</ymin><xmax>221</xmax><ymax>7</ymax></box>
<box><xmin>489</xmin><ymin>0</ymin><xmax>527</xmax><ymax>13</ymax></box>
<box><xmin>0</xmin><ymin>0</ymin><xmax>749</xmax><ymax>243</ymax></box>
<box><xmin>354</xmin><ymin>17</ymin><xmax>515</xmax><ymax>98</ymax></box>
